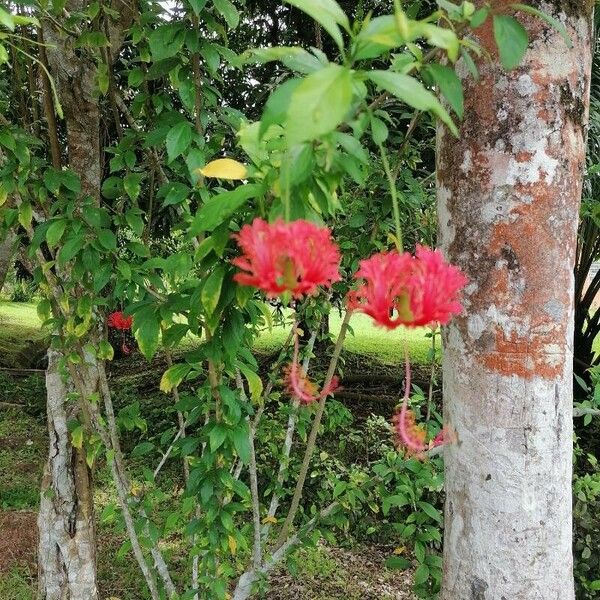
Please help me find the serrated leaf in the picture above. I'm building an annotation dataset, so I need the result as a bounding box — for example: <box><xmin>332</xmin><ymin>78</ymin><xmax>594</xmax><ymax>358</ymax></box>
<box><xmin>123</xmin><ymin>173</ymin><xmax>143</xmax><ymax>201</ymax></box>
<box><xmin>230</xmin><ymin>421</ymin><xmax>251</xmax><ymax>464</ymax></box>
<box><xmin>46</xmin><ymin>219</ymin><xmax>67</xmax><ymax>248</ymax></box>
<box><xmin>166</xmin><ymin>121</ymin><xmax>193</xmax><ymax>163</ymax></box>
<box><xmin>367</xmin><ymin>70</ymin><xmax>457</xmax><ymax>136</ymax></box>
<box><xmin>237</xmin><ymin>363</ymin><xmax>263</xmax><ymax>403</ymax></box>
<box><xmin>385</xmin><ymin>556</ymin><xmax>411</xmax><ymax>570</ymax></box>
<box><xmin>98</xmin><ymin>340</ymin><xmax>114</xmax><ymax>361</ymax></box>
<box><xmin>199</xmin><ymin>158</ymin><xmax>248</xmax><ymax>180</ymax></box>
<box><xmin>284</xmin><ymin>0</ymin><xmax>348</xmax><ymax>51</ymax></box>
<box><xmin>414</xmin><ymin>564</ymin><xmax>430</xmax><ymax>585</ymax></box>
<box><xmin>427</xmin><ymin>64</ymin><xmax>464</xmax><ymax>119</ymax></box>
<box><xmin>511</xmin><ymin>3</ymin><xmax>571</xmax><ymax>48</ymax></box>
<box><xmin>286</xmin><ymin>65</ymin><xmax>353</xmax><ymax>144</ymax></box>
<box><xmin>493</xmin><ymin>15</ymin><xmax>529</xmax><ymax>71</ymax></box>
<box><xmin>209</xmin><ymin>424</ymin><xmax>227</xmax><ymax>452</ymax></box>
<box><xmin>97</xmin><ymin>229</ymin><xmax>117</xmax><ymax>251</ymax></box>
<box><xmin>190</xmin><ymin>183</ymin><xmax>264</xmax><ymax>234</ymax></box>
<box><xmin>132</xmin><ymin>307</ymin><xmax>161</xmax><ymax>361</ymax></box>
<box><xmin>201</xmin><ymin>265</ymin><xmax>226</xmax><ymax>316</ymax></box>
<box><xmin>131</xmin><ymin>441</ymin><xmax>154</xmax><ymax>457</ymax></box>
<box><xmin>213</xmin><ymin>0</ymin><xmax>239</xmax><ymax>28</ymax></box>
<box><xmin>160</xmin><ymin>363</ymin><xmax>191</xmax><ymax>393</ymax></box>
<box><xmin>71</xmin><ymin>425</ymin><xmax>84</xmax><ymax>449</ymax></box>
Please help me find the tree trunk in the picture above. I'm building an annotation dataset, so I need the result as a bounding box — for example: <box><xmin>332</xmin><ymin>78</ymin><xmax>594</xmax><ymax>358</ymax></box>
<box><xmin>38</xmin><ymin>350</ymin><xmax>98</xmax><ymax>600</ymax></box>
<box><xmin>0</xmin><ymin>230</ymin><xmax>16</xmax><ymax>295</ymax></box>
<box><xmin>437</xmin><ymin>3</ymin><xmax>593</xmax><ymax>598</ymax></box>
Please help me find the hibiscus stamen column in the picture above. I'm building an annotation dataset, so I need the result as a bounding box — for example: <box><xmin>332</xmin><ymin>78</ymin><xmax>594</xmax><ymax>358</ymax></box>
<box><xmin>437</xmin><ymin>4</ymin><xmax>593</xmax><ymax>598</ymax></box>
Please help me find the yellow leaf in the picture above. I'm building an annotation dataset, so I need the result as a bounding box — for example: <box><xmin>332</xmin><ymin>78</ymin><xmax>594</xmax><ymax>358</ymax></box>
<box><xmin>393</xmin><ymin>546</ymin><xmax>406</xmax><ymax>555</ymax></box>
<box><xmin>228</xmin><ymin>535</ymin><xmax>237</xmax><ymax>556</ymax></box>
<box><xmin>261</xmin><ymin>515</ymin><xmax>278</xmax><ymax>525</ymax></box>
<box><xmin>198</xmin><ymin>158</ymin><xmax>248</xmax><ymax>180</ymax></box>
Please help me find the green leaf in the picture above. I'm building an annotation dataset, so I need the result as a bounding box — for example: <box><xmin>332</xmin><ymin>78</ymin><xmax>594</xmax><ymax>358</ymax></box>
<box><xmin>128</xmin><ymin>67</ymin><xmax>145</xmax><ymax>88</ymax></box>
<box><xmin>230</xmin><ymin>422</ymin><xmax>251</xmax><ymax>464</ymax></box>
<box><xmin>132</xmin><ymin>307</ymin><xmax>161</xmax><ymax>361</ymax></box>
<box><xmin>189</xmin><ymin>0</ymin><xmax>208</xmax><ymax>14</ymax></box>
<box><xmin>201</xmin><ymin>265</ymin><xmax>226</xmax><ymax>316</ymax></box>
<box><xmin>414</xmin><ymin>564</ymin><xmax>430</xmax><ymax>586</ymax></box>
<box><xmin>355</xmin><ymin>15</ymin><xmax>403</xmax><ymax>60</ymax></box>
<box><xmin>237</xmin><ymin>363</ymin><xmax>263</xmax><ymax>402</ymax></box>
<box><xmin>160</xmin><ymin>363</ymin><xmax>191</xmax><ymax>393</ymax></box>
<box><xmin>131</xmin><ymin>442</ymin><xmax>155</xmax><ymax>457</ymax></box>
<box><xmin>213</xmin><ymin>0</ymin><xmax>239</xmax><ymax>28</ymax></box>
<box><xmin>0</xmin><ymin>44</ymin><xmax>8</xmax><ymax>65</ymax></box>
<box><xmin>149</xmin><ymin>24</ymin><xmax>185</xmax><ymax>61</ymax></box>
<box><xmin>417</xmin><ymin>500</ymin><xmax>443</xmax><ymax>523</ymax></box>
<box><xmin>385</xmin><ymin>556</ymin><xmax>411</xmax><ymax>570</ymax></box>
<box><xmin>370</xmin><ymin>116</ymin><xmax>388</xmax><ymax>144</ymax></box>
<box><xmin>0</xmin><ymin>7</ymin><xmax>15</xmax><ymax>31</ymax></box>
<box><xmin>125</xmin><ymin>210</ymin><xmax>145</xmax><ymax>236</ymax></box>
<box><xmin>510</xmin><ymin>4</ymin><xmax>571</xmax><ymax>48</ymax></box>
<box><xmin>18</xmin><ymin>202</ymin><xmax>32</xmax><ymax>229</ymax></box>
<box><xmin>98</xmin><ymin>340</ymin><xmax>114</xmax><ymax>361</ymax></box>
<box><xmin>209</xmin><ymin>424</ymin><xmax>228</xmax><ymax>452</ymax></box>
<box><xmin>260</xmin><ymin>78</ymin><xmax>302</xmax><ymax>138</ymax></box>
<box><xmin>426</xmin><ymin>64</ymin><xmax>464</xmax><ymax>119</ymax></box>
<box><xmin>162</xmin><ymin>182</ymin><xmax>190</xmax><ymax>207</ymax></box>
<box><xmin>59</xmin><ymin>235</ymin><xmax>85</xmax><ymax>265</ymax></box>
<box><xmin>493</xmin><ymin>15</ymin><xmax>529</xmax><ymax>70</ymax></box>
<box><xmin>367</xmin><ymin>70</ymin><xmax>457</xmax><ymax>136</ymax></box>
<box><xmin>97</xmin><ymin>62</ymin><xmax>109</xmax><ymax>95</ymax></box>
<box><xmin>190</xmin><ymin>183</ymin><xmax>264</xmax><ymax>234</ymax></box>
<box><xmin>97</xmin><ymin>229</ymin><xmax>117</xmax><ymax>251</ymax></box>
<box><xmin>75</xmin><ymin>31</ymin><xmax>110</xmax><ymax>48</ymax></box>
<box><xmin>123</xmin><ymin>173</ymin><xmax>143</xmax><ymax>201</ymax></box>
<box><xmin>470</xmin><ymin>7</ymin><xmax>489</xmax><ymax>28</ymax></box>
<box><xmin>71</xmin><ymin>425</ymin><xmax>84</xmax><ymax>449</ymax></box>
<box><xmin>284</xmin><ymin>0</ymin><xmax>349</xmax><ymax>51</ymax></box>
<box><xmin>286</xmin><ymin>65</ymin><xmax>353</xmax><ymax>144</ymax></box>
<box><xmin>166</xmin><ymin>121</ymin><xmax>193</xmax><ymax>163</ymax></box>
<box><xmin>46</xmin><ymin>219</ymin><xmax>67</xmax><ymax>248</ymax></box>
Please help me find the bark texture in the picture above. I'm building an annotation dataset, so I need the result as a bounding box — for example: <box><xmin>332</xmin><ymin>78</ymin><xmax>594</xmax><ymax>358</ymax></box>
<box><xmin>38</xmin><ymin>350</ymin><xmax>98</xmax><ymax>600</ymax></box>
<box><xmin>0</xmin><ymin>230</ymin><xmax>16</xmax><ymax>294</ymax></box>
<box><xmin>437</xmin><ymin>2</ymin><xmax>593</xmax><ymax>598</ymax></box>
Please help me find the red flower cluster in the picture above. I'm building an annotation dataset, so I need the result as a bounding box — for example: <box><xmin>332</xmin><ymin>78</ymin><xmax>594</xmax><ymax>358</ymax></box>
<box><xmin>232</xmin><ymin>218</ymin><xmax>341</xmax><ymax>298</ymax></box>
<box><xmin>348</xmin><ymin>245</ymin><xmax>467</xmax><ymax>329</ymax></box>
<box><xmin>107</xmin><ymin>311</ymin><xmax>133</xmax><ymax>330</ymax></box>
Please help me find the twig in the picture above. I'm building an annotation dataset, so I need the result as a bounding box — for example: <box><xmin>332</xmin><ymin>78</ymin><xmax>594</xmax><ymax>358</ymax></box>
<box><xmin>273</xmin><ymin>311</ymin><xmax>352</xmax><ymax>550</ymax></box>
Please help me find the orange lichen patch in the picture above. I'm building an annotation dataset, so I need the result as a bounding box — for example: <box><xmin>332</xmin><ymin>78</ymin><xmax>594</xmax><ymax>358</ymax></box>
<box><xmin>472</xmin><ymin>175</ymin><xmax>576</xmax><ymax>379</ymax></box>
<box><xmin>482</xmin><ymin>330</ymin><xmax>564</xmax><ymax>379</ymax></box>
<box><xmin>515</xmin><ymin>151</ymin><xmax>534</xmax><ymax>163</ymax></box>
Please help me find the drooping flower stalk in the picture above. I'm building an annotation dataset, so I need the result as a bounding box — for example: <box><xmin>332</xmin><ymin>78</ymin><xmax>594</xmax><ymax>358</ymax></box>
<box><xmin>393</xmin><ymin>351</ymin><xmax>453</xmax><ymax>458</ymax></box>
<box><xmin>285</xmin><ymin>329</ymin><xmax>339</xmax><ymax>404</ymax></box>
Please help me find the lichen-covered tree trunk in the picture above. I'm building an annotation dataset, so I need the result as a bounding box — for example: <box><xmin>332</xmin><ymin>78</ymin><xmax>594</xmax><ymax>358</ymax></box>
<box><xmin>38</xmin><ymin>351</ymin><xmax>98</xmax><ymax>600</ymax></box>
<box><xmin>0</xmin><ymin>230</ymin><xmax>16</xmax><ymax>295</ymax></box>
<box><xmin>437</xmin><ymin>2</ymin><xmax>593</xmax><ymax>598</ymax></box>
<box><xmin>36</xmin><ymin>5</ymin><xmax>133</xmax><ymax>597</ymax></box>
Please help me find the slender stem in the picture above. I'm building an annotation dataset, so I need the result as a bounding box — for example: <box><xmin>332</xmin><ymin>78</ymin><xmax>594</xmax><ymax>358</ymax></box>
<box><xmin>273</xmin><ymin>311</ymin><xmax>352</xmax><ymax>549</ymax></box>
<box><xmin>426</xmin><ymin>329</ymin><xmax>437</xmax><ymax>424</ymax></box>
<box><xmin>265</xmin><ymin>328</ymin><xmax>319</xmax><ymax>529</ymax></box>
<box><xmin>379</xmin><ymin>144</ymin><xmax>403</xmax><ymax>251</ymax></box>
<box><xmin>235</xmin><ymin>371</ymin><xmax>262</xmax><ymax>569</ymax></box>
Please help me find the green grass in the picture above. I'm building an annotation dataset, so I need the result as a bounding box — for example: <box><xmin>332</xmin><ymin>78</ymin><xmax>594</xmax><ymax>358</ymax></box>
<box><xmin>0</xmin><ymin>568</ymin><xmax>35</xmax><ymax>600</ymax></box>
<box><xmin>0</xmin><ymin>407</ymin><xmax>46</xmax><ymax>510</ymax></box>
<box><xmin>252</xmin><ymin>311</ymin><xmax>433</xmax><ymax>365</ymax></box>
<box><xmin>0</xmin><ymin>301</ymin><xmax>45</xmax><ymax>368</ymax></box>
<box><xmin>0</xmin><ymin>302</ymin><xmax>431</xmax><ymax>367</ymax></box>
